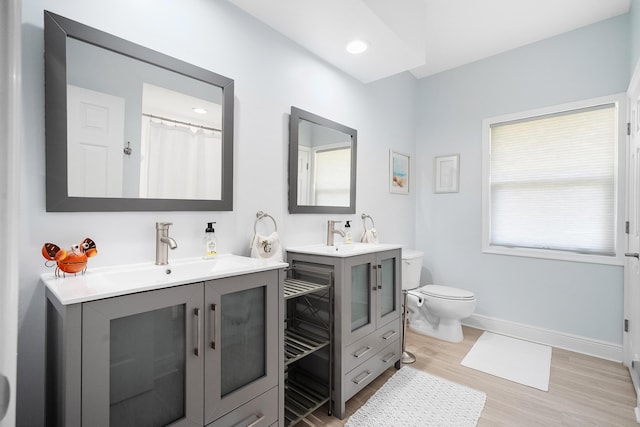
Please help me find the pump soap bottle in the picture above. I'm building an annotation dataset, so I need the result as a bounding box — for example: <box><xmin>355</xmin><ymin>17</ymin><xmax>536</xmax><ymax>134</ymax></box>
<box><xmin>203</xmin><ymin>222</ymin><xmax>218</xmax><ymax>259</ymax></box>
<box><xmin>344</xmin><ymin>220</ymin><xmax>353</xmax><ymax>244</ymax></box>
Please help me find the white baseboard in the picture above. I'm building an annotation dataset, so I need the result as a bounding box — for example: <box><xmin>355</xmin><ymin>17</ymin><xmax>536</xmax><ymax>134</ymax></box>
<box><xmin>463</xmin><ymin>314</ymin><xmax>622</xmax><ymax>362</ymax></box>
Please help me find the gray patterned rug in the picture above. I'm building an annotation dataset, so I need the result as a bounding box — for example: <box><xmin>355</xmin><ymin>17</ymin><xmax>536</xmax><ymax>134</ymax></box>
<box><xmin>345</xmin><ymin>366</ymin><xmax>486</xmax><ymax>427</ymax></box>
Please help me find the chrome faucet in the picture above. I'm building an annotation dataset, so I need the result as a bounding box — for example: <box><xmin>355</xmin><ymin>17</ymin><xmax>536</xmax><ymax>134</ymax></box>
<box><xmin>327</xmin><ymin>220</ymin><xmax>346</xmax><ymax>246</ymax></box>
<box><xmin>156</xmin><ymin>222</ymin><xmax>177</xmax><ymax>265</ymax></box>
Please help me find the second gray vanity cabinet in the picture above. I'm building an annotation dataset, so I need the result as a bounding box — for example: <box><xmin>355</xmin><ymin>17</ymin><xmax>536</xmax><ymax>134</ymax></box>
<box><xmin>285</xmin><ymin>248</ymin><xmax>402</xmax><ymax>420</ymax></box>
<box><xmin>47</xmin><ymin>269</ymin><xmax>283</xmax><ymax>427</ymax></box>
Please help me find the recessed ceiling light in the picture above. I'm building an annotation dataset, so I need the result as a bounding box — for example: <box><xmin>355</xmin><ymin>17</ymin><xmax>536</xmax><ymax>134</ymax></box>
<box><xmin>192</xmin><ymin>107</ymin><xmax>207</xmax><ymax>114</ymax></box>
<box><xmin>346</xmin><ymin>40</ymin><xmax>368</xmax><ymax>54</ymax></box>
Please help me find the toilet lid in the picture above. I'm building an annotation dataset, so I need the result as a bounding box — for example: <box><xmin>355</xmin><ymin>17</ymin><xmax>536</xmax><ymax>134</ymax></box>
<box><xmin>419</xmin><ymin>285</ymin><xmax>475</xmax><ymax>300</ymax></box>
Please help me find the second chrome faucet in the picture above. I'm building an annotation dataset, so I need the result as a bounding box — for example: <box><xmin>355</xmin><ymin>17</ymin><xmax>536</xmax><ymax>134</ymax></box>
<box><xmin>156</xmin><ymin>222</ymin><xmax>178</xmax><ymax>265</ymax></box>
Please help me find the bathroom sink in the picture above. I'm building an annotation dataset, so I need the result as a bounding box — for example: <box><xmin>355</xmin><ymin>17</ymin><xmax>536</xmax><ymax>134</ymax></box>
<box><xmin>286</xmin><ymin>242</ymin><xmax>402</xmax><ymax>257</ymax></box>
<box><xmin>97</xmin><ymin>264</ymin><xmax>173</xmax><ymax>288</ymax></box>
<box><xmin>99</xmin><ymin>256</ymin><xmax>250</xmax><ymax>286</ymax></box>
<box><xmin>41</xmin><ymin>254</ymin><xmax>288</xmax><ymax>305</ymax></box>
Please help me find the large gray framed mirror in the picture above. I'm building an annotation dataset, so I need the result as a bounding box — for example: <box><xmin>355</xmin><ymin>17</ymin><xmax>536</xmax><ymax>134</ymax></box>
<box><xmin>289</xmin><ymin>107</ymin><xmax>357</xmax><ymax>214</ymax></box>
<box><xmin>44</xmin><ymin>11</ymin><xmax>234</xmax><ymax>211</ymax></box>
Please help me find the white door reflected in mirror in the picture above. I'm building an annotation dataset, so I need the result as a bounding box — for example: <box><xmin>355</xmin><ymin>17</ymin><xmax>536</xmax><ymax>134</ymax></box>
<box><xmin>67</xmin><ymin>85</ymin><xmax>125</xmax><ymax>197</ymax></box>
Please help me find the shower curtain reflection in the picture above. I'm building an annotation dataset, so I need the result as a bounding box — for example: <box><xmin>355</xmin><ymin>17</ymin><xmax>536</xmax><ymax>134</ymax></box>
<box><xmin>140</xmin><ymin>119</ymin><xmax>222</xmax><ymax>200</ymax></box>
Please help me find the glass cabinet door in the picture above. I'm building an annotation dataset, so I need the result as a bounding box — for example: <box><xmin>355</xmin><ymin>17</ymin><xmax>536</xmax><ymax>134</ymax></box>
<box><xmin>345</xmin><ymin>251</ymin><xmax>400</xmax><ymax>344</ymax></box>
<box><xmin>204</xmin><ymin>270</ymin><xmax>278</xmax><ymax>424</ymax></box>
<box><xmin>345</xmin><ymin>255</ymin><xmax>376</xmax><ymax>344</ymax></box>
<box><xmin>220</xmin><ymin>286</ymin><xmax>266</xmax><ymax>396</ymax></box>
<box><xmin>377</xmin><ymin>251</ymin><xmax>400</xmax><ymax>326</ymax></box>
<box><xmin>350</xmin><ymin>263</ymin><xmax>371</xmax><ymax>332</ymax></box>
<box><xmin>81</xmin><ymin>283</ymin><xmax>204</xmax><ymax>427</ymax></box>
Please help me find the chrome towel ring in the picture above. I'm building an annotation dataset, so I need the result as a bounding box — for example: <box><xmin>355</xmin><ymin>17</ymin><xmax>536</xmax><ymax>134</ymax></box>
<box><xmin>254</xmin><ymin>211</ymin><xmax>278</xmax><ymax>234</ymax></box>
<box><xmin>361</xmin><ymin>213</ymin><xmax>375</xmax><ymax>231</ymax></box>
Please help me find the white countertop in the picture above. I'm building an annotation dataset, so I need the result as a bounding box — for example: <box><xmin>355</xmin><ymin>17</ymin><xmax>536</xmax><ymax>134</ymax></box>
<box><xmin>42</xmin><ymin>254</ymin><xmax>288</xmax><ymax>305</ymax></box>
<box><xmin>285</xmin><ymin>242</ymin><xmax>403</xmax><ymax>257</ymax></box>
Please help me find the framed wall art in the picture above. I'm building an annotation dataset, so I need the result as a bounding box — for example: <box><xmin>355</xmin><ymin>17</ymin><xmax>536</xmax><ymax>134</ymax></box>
<box><xmin>434</xmin><ymin>154</ymin><xmax>460</xmax><ymax>193</ymax></box>
<box><xmin>390</xmin><ymin>150</ymin><xmax>410</xmax><ymax>194</ymax></box>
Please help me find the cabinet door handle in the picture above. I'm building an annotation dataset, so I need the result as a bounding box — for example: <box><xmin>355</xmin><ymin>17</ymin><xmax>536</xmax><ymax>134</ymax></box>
<box><xmin>377</xmin><ymin>264</ymin><xmax>383</xmax><ymax>289</ymax></box>
<box><xmin>232</xmin><ymin>413</ymin><xmax>265</xmax><ymax>427</ymax></box>
<box><xmin>353</xmin><ymin>346</ymin><xmax>372</xmax><ymax>358</ymax></box>
<box><xmin>352</xmin><ymin>370</ymin><xmax>372</xmax><ymax>385</ymax></box>
<box><xmin>382</xmin><ymin>330</ymin><xmax>397</xmax><ymax>340</ymax></box>
<box><xmin>371</xmin><ymin>265</ymin><xmax>377</xmax><ymax>290</ymax></box>
<box><xmin>194</xmin><ymin>308</ymin><xmax>201</xmax><ymax>356</ymax></box>
<box><xmin>382</xmin><ymin>352</ymin><xmax>397</xmax><ymax>363</ymax></box>
<box><xmin>210</xmin><ymin>303</ymin><xmax>216</xmax><ymax>349</ymax></box>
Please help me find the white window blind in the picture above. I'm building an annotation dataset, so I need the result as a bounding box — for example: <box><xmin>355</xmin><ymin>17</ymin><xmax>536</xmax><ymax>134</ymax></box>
<box><xmin>488</xmin><ymin>103</ymin><xmax>617</xmax><ymax>256</ymax></box>
<box><xmin>313</xmin><ymin>147</ymin><xmax>351</xmax><ymax>206</ymax></box>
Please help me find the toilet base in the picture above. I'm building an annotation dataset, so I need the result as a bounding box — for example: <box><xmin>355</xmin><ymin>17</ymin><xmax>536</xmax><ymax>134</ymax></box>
<box><xmin>408</xmin><ymin>317</ymin><xmax>464</xmax><ymax>343</ymax></box>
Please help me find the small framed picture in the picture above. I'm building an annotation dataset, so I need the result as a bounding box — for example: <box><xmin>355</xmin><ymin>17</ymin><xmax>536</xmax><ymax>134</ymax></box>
<box><xmin>389</xmin><ymin>150</ymin><xmax>410</xmax><ymax>194</ymax></box>
<box><xmin>434</xmin><ymin>154</ymin><xmax>460</xmax><ymax>193</ymax></box>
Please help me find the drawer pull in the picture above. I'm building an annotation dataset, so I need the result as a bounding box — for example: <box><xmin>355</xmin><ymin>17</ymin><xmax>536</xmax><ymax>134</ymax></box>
<box><xmin>352</xmin><ymin>370</ymin><xmax>372</xmax><ymax>385</ymax></box>
<box><xmin>353</xmin><ymin>346</ymin><xmax>372</xmax><ymax>358</ymax></box>
<box><xmin>382</xmin><ymin>352</ymin><xmax>397</xmax><ymax>363</ymax></box>
<box><xmin>232</xmin><ymin>413</ymin><xmax>265</xmax><ymax>427</ymax></box>
<box><xmin>382</xmin><ymin>330</ymin><xmax>397</xmax><ymax>340</ymax></box>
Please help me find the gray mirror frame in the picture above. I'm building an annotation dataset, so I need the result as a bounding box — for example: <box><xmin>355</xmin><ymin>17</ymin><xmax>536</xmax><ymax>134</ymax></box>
<box><xmin>289</xmin><ymin>107</ymin><xmax>357</xmax><ymax>214</ymax></box>
<box><xmin>44</xmin><ymin>11</ymin><xmax>234</xmax><ymax>211</ymax></box>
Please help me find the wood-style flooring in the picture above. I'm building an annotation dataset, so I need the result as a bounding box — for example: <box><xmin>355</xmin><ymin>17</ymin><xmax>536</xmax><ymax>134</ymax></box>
<box><xmin>296</xmin><ymin>326</ymin><xmax>639</xmax><ymax>426</ymax></box>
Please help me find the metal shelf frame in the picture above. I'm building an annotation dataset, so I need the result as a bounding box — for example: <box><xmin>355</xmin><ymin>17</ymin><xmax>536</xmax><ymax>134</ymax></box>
<box><xmin>283</xmin><ymin>263</ymin><xmax>334</xmax><ymax>425</ymax></box>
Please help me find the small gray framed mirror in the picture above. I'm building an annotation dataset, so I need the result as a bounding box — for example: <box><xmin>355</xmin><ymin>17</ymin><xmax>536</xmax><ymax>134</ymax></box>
<box><xmin>289</xmin><ymin>107</ymin><xmax>357</xmax><ymax>214</ymax></box>
<box><xmin>44</xmin><ymin>11</ymin><xmax>234</xmax><ymax>211</ymax></box>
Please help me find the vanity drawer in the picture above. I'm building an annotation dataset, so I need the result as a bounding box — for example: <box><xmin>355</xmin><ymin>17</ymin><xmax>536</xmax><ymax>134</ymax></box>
<box><xmin>208</xmin><ymin>386</ymin><xmax>278</xmax><ymax>427</ymax></box>
<box><xmin>343</xmin><ymin>323</ymin><xmax>401</xmax><ymax>372</ymax></box>
<box><xmin>343</xmin><ymin>341</ymin><xmax>400</xmax><ymax>401</ymax></box>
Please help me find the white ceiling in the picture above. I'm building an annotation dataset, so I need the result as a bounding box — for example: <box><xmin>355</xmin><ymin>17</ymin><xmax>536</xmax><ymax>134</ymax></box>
<box><xmin>227</xmin><ymin>0</ymin><xmax>631</xmax><ymax>83</ymax></box>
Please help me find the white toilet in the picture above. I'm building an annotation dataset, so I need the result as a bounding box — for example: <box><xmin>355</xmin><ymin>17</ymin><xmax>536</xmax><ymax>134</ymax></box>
<box><xmin>402</xmin><ymin>249</ymin><xmax>476</xmax><ymax>343</ymax></box>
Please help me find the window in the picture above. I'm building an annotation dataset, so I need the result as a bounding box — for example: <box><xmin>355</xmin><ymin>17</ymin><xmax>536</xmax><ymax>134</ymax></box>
<box><xmin>482</xmin><ymin>94</ymin><xmax>625</xmax><ymax>264</ymax></box>
<box><xmin>312</xmin><ymin>146</ymin><xmax>351</xmax><ymax>206</ymax></box>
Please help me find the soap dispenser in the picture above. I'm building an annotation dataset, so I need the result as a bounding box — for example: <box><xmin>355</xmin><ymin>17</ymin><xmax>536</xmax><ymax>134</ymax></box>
<box><xmin>203</xmin><ymin>222</ymin><xmax>218</xmax><ymax>259</ymax></box>
<box><xmin>344</xmin><ymin>220</ymin><xmax>353</xmax><ymax>244</ymax></box>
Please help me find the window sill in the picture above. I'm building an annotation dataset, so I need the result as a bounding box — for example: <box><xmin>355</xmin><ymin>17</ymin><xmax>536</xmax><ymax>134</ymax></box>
<box><xmin>482</xmin><ymin>245</ymin><xmax>623</xmax><ymax>266</ymax></box>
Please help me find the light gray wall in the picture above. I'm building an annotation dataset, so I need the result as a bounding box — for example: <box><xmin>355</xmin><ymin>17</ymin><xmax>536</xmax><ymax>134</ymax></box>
<box><xmin>632</xmin><ymin>0</ymin><xmax>640</xmax><ymax>73</ymax></box>
<box><xmin>19</xmin><ymin>0</ymin><xmax>417</xmax><ymax>424</ymax></box>
<box><xmin>415</xmin><ymin>15</ymin><xmax>630</xmax><ymax>345</ymax></box>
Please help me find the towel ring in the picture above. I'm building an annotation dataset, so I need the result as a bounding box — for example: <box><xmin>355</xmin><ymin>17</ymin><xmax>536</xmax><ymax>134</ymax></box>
<box><xmin>361</xmin><ymin>213</ymin><xmax>375</xmax><ymax>231</ymax></box>
<box><xmin>255</xmin><ymin>211</ymin><xmax>278</xmax><ymax>234</ymax></box>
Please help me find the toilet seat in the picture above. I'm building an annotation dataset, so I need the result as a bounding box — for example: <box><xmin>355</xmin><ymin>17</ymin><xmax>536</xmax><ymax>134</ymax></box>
<box><xmin>418</xmin><ymin>285</ymin><xmax>475</xmax><ymax>301</ymax></box>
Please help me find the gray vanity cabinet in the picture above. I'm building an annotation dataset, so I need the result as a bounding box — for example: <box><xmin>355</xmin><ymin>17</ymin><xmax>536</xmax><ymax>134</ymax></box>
<box><xmin>81</xmin><ymin>283</ymin><xmax>204</xmax><ymax>426</ymax></box>
<box><xmin>46</xmin><ymin>270</ymin><xmax>283</xmax><ymax>427</ymax></box>
<box><xmin>285</xmin><ymin>248</ymin><xmax>402</xmax><ymax>419</ymax></box>
<box><xmin>203</xmin><ymin>273</ymin><xmax>280</xmax><ymax>426</ymax></box>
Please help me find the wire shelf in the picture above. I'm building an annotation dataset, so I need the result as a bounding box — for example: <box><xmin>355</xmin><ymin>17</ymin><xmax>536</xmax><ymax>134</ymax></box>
<box><xmin>285</xmin><ymin>328</ymin><xmax>330</xmax><ymax>366</ymax></box>
<box><xmin>284</xmin><ymin>371</ymin><xmax>331</xmax><ymax>426</ymax></box>
<box><xmin>284</xmin><ymin>278</ymin><xmax>331</xmax><ymax>299</ymax></box>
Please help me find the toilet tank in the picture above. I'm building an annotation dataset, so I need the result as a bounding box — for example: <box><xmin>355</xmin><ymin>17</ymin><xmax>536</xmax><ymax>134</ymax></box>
<box><xmin>401</xmin><ymin>249</ymin><xmax>424</xmax><ymax>290</ymax></box>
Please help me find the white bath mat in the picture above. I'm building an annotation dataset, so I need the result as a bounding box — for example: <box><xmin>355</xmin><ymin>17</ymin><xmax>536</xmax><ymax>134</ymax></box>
<box><xmin>461</xmin><ymin>331</ymin><xmax>552</xmax><ymax>391</ymax></box>
<box><xmin>345</xmin><ymin>366</ymin><xmax>486</xmax><ymax>427</ymax></box>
